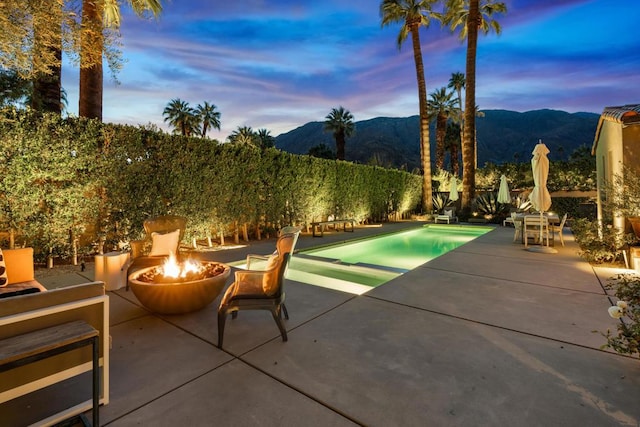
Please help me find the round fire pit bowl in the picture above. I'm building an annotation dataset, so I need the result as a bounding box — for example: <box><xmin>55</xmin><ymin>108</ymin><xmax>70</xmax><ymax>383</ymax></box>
<box><xmin>128</xmin><ymin>261</ymin><xmax>231</xmax><ymax>315</ymax></box>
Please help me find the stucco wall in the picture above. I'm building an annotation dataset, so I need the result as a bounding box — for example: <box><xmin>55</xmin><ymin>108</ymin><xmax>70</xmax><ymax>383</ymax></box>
<box><xmin>595</xmin><ymin>120</ymin><xmax>640</xmax><ymax>232</ymax></box>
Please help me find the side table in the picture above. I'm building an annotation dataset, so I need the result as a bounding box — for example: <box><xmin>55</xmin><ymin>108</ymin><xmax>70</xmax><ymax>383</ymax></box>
<box><xmin>95</xmin><ymin>252</ymin><xmax>129</xmax><ymax>291</ymax></box>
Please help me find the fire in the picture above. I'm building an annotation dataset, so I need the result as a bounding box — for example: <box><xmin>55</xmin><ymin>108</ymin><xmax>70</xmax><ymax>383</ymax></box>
<box><xmin>161</xmin><ymin>253</ymin><xmax>203</xmax><ymax>279</ymax></box>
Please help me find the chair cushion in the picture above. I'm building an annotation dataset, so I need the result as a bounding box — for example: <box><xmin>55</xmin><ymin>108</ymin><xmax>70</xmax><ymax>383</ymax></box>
<box><xmin>149</xmin><ymin>229</ymin><xmax>180</xmax><ymax>256</ymax></box>
<box><xmin>0</xmin><ymin>248</ymin><xmax>8</xmax><ymax>287</ymax></box>
<box><xmin>262</xmin><ymin>253</ymin><xmax>280</xmax><ymax>295</ymax></box>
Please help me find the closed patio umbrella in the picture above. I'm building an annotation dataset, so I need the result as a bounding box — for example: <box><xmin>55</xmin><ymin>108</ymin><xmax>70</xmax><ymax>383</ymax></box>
<box><xmin>497</xmin><ymin>175</ymin><xmax>510</xmax><ymax>204</ymax></box>
<box><xmin>449</xmin><ymin>176</ymin><xmax>459</xmax><ymax>202</ymax></box>
<box><xmin>528</xmin><ymin>141</ymin><xmax>556</xmax><ymax>253</ymax></box>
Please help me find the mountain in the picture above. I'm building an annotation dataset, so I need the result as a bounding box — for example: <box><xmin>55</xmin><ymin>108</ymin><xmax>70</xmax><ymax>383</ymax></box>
<box><xmin>275</xmin><ymin>109</ymin><xmax>600</xmax><ymax>169</ymax></box>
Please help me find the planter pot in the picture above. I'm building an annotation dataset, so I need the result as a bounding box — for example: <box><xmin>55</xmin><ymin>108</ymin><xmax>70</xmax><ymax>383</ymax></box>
<box><xmin>628</xmin><ymin>217</ymin><xmax>640</xmax><ymax>239</ymax></box>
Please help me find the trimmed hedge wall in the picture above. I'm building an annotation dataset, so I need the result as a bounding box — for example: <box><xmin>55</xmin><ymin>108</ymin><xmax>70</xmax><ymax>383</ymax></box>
<box><xmin>0</xmin><ymin>111</ymin><xmax>422</xmax><ymax>261</ymax></box>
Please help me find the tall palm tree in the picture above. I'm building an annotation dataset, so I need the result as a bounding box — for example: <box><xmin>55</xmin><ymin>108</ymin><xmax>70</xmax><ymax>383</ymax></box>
<box><xmin>196</xmin><ymin>101</ymin><xmax>221</xmax><ymax>138</ymax></box>
<box><xmin>163</xmin><ymin>98</ymin><xmax>198</xmax><ymax>136</ymax></box>
<box><xmin>427</xmin><ymin>87</ymin><xmax>457</xmax><ymax>171</ymax></box>
<box><xmin>228</xmin><ymin>126</ymin><xmax>257</xmax><ymax>145</ymax></box>
<box><xmin>443</xmin><ymin>0</ymin><xmax>506</xmax><ymax>210</ymax></box>
<box><xmin>381</xmin><ymin>0</ymin><xmax>438</xmax><ymax>213</ymax></box>
<box><xmin>80</xmin><ymin>0</ymin><xmax>162</xmax><ymax>120</ymax></box>
<box><xmin>444</xmin><ymin>121</ymin><xmax>461</xmax><ymax>175</ymax></box>
<box><xmin>323</xmin><ymin>106</ymin><xmax>355</xmax><ymax>161</ymax></box>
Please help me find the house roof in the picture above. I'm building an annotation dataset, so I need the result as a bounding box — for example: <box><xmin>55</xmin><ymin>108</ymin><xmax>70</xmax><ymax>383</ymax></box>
<box><xmin>591</xmin><ymin>104</ymin><xmax>640</xmax><ymax>154</ymax></box>
<box><xmin>600</xmin><ymin>104</ymin><xmax>640</xmax><ymax>125</ymax></box>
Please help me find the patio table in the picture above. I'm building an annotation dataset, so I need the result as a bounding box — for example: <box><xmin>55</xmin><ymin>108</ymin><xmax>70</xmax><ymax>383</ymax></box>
<box><xmin>514</xmin><ymin>213</ymin><xmax>560</xmax><ymax>246</ymax></box>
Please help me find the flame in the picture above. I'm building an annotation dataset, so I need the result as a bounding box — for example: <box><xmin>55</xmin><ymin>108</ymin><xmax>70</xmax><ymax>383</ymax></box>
<box><xmin>161</xmin><ymin>253</ymin><xmax>203</xmax><ymax>279</ymax></box>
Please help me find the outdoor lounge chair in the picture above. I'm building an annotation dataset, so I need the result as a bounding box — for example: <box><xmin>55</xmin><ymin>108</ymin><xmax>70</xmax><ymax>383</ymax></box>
<box><xmin>124</xmin><ymin>215</ymin><xmax>187</xmax><ymax>290</ymax></box>
<box><xmin>217</xmin><ymin>229</ymin><xmax>300</xmax><ymax>348</ymax></box>
<box><xmin>436</xmin><ymin>207</ymin><xmax>458</xmax><ymax>224</ymax></box>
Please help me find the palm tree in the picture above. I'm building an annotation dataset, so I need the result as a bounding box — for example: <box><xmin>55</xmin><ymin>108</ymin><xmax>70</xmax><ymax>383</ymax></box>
<box><xmin>381</xmin><ymin>0</ymin><xmax>438</xmax><ymax>213</ymax></box>
<box><xmin>428</xmin><ymin>87</ymin><xmax>457</xmax><ymax>171</ymax></box>
<box><xmin>79</xmin><ymin>0</ymin><xmax>162</xmax><ymax>120</ymax></box>
<box><xmin>163</xmin><ymin>98</ymin><xmax>198</xmax><ymax>136</ymax></box>
<box><xmin>448</xmin><ymin>71</ymin><xmax>465</xmax><ymax>162</ymax></box>
<box><xmin>256</xmin><ymin>128</ymin><xmax>275</xmax><ymax>149</ymax></box>
<box><xmin>444</xmin><ymin>121</ymin><xmax>461</xmax><ymax>175</ymax></box>
<box><xmin>443</xmin><ymin>0</ymin><xmax>506</xmax><ymax>211</ymax></box>
<box><xmin>228</xmin><ymin>126</ymin><xmax>257</xmax><ymax>145</ymax></box>
<box><xmin>323</xmin><ymin>106</ymin><xmax>355</xmax><ymax>161</ymax></box>
<box><xmin>196</xmin><ymin>101</ymin><xmax>221</xmax><ymax>138</ymax></box>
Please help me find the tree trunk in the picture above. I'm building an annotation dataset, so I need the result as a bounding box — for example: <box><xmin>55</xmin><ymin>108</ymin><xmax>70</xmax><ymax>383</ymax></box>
<box><xmin>461</xmin><ymin>0</ymin><xmax>479</xmax><ymax>212</ymax></box>
<box><xmin>410</xmin><ymin>23</ymin><xmax>432</xmax><ymax>213</ymax></box>
<box><xmin>79</xmin><ymin>0</ymin><xmax>103</xmax><ymax>120</ymax></box>
<box><xmin>233</xmin><ymin>221</ymin><xmax>239</xmax><ymax>244</ymax></box>
<box><xmin>451</xmin><ymin>143</ymin><xmax>460</xmax><ymax>177</ymax></box>
<box><xmin>335</xmin><ymin>132</ymin><xmax>346</xmax><ymax>160</ymax></box>
<box><xmin>31</xmin><ymin>4</ymin><xmax>62</xmax><ymax>115</ymax></box>
<box><xmin>242</xmin><ymin>223</ymin><xmax>248</xmax><ymax>242</ymax></box>
<box><xmin>435</xmin><ymin>113</ymin><xmax>447</xmax><ymax>170</ymax></box>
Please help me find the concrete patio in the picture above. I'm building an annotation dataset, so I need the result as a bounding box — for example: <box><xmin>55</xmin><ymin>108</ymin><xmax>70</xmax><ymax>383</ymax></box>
<box><xmin>15</xmin><ymin>222</ymin><xmax>640</xmax><ymax>425</ymax></box>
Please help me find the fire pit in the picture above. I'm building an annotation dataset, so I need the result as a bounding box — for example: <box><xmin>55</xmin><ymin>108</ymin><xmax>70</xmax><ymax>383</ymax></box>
<box><xmin>128</xmin><ymin>254</ymin><xmax>231</xmax><ymax>314</ymax></box>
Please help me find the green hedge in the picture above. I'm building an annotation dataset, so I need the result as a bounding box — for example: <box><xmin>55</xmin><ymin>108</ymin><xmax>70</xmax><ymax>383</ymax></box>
<box><xmin>0</xmin><ymin>110</ymin><xmax>422</xmax><ymax>261</ymax></box>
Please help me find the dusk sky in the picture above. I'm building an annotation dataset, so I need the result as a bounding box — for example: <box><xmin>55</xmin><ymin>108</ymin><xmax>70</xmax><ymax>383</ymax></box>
<box><xmin>61</xmin><ymin>0</ymin><xmax>640</xmax><ymax>140</ymax></box>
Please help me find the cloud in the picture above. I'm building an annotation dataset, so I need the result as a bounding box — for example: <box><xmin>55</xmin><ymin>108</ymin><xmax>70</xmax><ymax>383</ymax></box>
<box><xmin>58</xmin><ymin>0</ymin><xmax>640</xmax><ymax>139</ymax></box>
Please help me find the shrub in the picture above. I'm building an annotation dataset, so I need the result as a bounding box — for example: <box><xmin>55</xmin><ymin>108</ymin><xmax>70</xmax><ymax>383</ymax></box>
<box><xmin>602</xmin><ymin>274</ymin><xmax>640</xmax><ymax>358</ymax></box>
<box><xmin>571</xmin><ymin>218</ymin><xmax>634</xmax><ymax>264</ymax></box>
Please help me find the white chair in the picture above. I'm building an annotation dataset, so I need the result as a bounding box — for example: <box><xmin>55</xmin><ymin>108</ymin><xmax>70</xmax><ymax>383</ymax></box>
<box><xmin>555</xmin><ymin>213</ymin><xmax>568</xmax><ymax>247</ymax></box>
<box><xmin>523</xmin><ymin>216</ymin><xmax>550</xmax><ymax>247</ymax></box>
<box><xmin>503</xmin><ymin>211</ymin><xmax>517</xmax><ymax>227</ymax></box>
<box><xmin>511</xmin><ymin>212</ymin><xmax>521</xmax><ymax>242</ymax></box>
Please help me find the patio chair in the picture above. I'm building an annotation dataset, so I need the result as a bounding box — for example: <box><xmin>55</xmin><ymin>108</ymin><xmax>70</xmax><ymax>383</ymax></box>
<box><xmin>555</xmin><ymin>213</ymin><xmax>568</xmax><ymax>247</ymax></box>
<box><xmin>523</xmin><ymin>215</ymin><xmax>550</xmax><ymax>248</ymax></box>
<box><xmin>511</xmin><ymin>212</ymin><xmax>522</xmax><ymax>242</ymax></box>
<box><xmin>124</xmin><ymin>215</ymin><xmax>187</xmax><ymax>290</ymax></box>
<box><xmin>217</xmin><ymin>229</ymin><xmax>300</xmax><ymax>348</ymax></box>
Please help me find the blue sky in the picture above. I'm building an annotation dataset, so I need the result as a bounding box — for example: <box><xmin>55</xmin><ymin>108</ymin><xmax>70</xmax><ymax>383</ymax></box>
<box><xmin>61</xmin><ymin>0</ymin><xmax>640</xmax><ymax>140</ymax></box>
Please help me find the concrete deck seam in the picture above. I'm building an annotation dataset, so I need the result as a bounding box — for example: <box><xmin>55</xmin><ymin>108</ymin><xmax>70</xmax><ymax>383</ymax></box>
<box><xmin>226</xmin><ymin>291</ymin><xmax>360</xmax><ymax>359</ymax></box>
<box><xmin>591</xmin><ymin>264</ymin><xmax>621</xmax><ymax>307</ymax></box>
<box><xmin>102</xmin><ymin>360</ymin><xmax>240</xmax><ymax>427</ymax></box>
<box><xmin>230</xmin><ymin>356</ymin><xmax>365</xmax><ymax>426</ymax></box>
<box><xmin>451</xmin><ymin>247</ymin><xmax>583</xmax><ymax>267</ymax></box>
<box><xmin>363</xmin><ymin>293</ymin><xmax>626</xmax><ymax>358</ymax></box>
<box><xmin>106</xmin><ymin>291</ymin><xmax>153</xmax><ymax>327</ymax></box>
<box><xmin>416</xmin><ymin>265</ymin><xmax>608</xmax><ymax>296</ymax></box>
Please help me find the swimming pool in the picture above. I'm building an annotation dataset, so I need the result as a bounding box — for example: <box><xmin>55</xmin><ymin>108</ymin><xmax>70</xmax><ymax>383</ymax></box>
<box><xmin>235</xmin><ymin>225</ymin><xmax>491</xmax><ymax>295</ymax></box>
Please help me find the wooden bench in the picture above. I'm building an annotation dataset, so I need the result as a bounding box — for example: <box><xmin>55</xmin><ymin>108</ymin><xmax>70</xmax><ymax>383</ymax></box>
<box><xmin>0</xmin><ymin>320</ymin><xmax>99</xmax><ymax>426</ymax></box>
<box><xmin>311</xmin><ymin>219</ymin><xmax>356</xmax><ymax>237</ymax></box>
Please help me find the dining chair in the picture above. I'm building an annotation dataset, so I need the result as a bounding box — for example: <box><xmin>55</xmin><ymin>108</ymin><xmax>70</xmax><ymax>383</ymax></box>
<box><xmin>555</xmin><ymin>213</ymin><xmax>568</xmax><ymax>247</ymax></box>
<box><xmin>511</xmin><ymin>212</ymin><xmax>521</xmax><ymax>242</ymax></box>
<box><xmin>523</xmin><ymin>216</ymin><xmax>550</xmax><ymax>247</ymax></box>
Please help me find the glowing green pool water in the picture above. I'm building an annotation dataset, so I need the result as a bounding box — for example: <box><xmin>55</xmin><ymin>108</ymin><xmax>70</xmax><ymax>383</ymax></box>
<box><xmin>286</xmin><ymin>225</ymin><xmax>491</xmax><ymax>294</ymax></box>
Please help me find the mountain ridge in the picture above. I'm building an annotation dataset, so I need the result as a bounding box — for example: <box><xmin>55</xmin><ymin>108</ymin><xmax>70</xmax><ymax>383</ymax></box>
<box><xmin>275</xmin><ymin>109</ymin><xmax>600</xmax><ymax>169</ymax></box>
